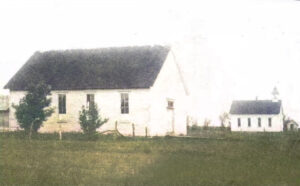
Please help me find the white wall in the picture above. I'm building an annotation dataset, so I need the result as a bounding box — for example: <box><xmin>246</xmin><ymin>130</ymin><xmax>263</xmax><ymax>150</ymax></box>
<box><xmin>230</xmin><ymin>113</ymin><xmax>284</xmax><ymax>132</ymax></box>
<box><xmin>0</xmin><ymin>95</ymin><xmax>9</xmax><ymax>111</ymax></box>
<box><xmin>9</xmin><ymin>89</ymin><xmax>151</xmax><ymax>135</ymax></box>
<box><xmin>148</xmin><ymin>49</ymin><xmax>189</xmax><ymax>136</ymax></box>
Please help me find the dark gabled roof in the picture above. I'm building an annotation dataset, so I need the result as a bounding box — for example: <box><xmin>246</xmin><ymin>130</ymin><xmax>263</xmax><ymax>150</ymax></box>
<box><xmin>229</xmin><ymin>100</ymin><xmax>282</xmax><ymax>115</ymax></box>
<box><xmin>4</xmin><ymin>45</ymin><xmax>170</xmax><ymax>91</ymax></box>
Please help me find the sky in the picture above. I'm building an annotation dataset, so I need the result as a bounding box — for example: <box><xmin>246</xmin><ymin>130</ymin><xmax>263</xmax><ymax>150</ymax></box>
<box><xmin>1</xmin><ymin>0</ymin><xmax>300</xmax><ymax>125</ymax></box>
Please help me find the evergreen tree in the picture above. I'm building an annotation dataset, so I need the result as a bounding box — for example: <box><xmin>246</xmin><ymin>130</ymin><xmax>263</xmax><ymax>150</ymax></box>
<box><xmin>13</xmin><ymin>83</ymin><xmax>54</xmax><ymax>139</ymax></box>
<box><xmin>79</xmin><ymin>102</ymin><xmax>108</xmax><ymax>135</ymax></box>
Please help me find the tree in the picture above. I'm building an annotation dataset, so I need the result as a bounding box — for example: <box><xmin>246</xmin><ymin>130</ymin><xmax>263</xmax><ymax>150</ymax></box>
<box><xmin>283</xmin><ymin>114</ymin><xmax>293</xmax><ymax>131</ymax></box>
<box><xmin>219</xmin><ymin>112</ymin><xmax>230</xmax><ymax>128</ymax></box>
<box><xmin>203</xmin><ymin>118</ymin><xmax>211</xmax><ymax>129</ymax></box>
<box><xmin>79</xmin><ymin>102</ymin><xmax>108</xmax><ymax>135</ymax></box>
<box><xmin>12</xmin><ymin>83</ymin><xmax>54</xmax><ymax>139</ymax></box>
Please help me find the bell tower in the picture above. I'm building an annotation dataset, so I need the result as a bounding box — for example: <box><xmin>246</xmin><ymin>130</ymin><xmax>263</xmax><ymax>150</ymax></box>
<box><xmin>272</xmin><ymin>86</ymin><xmax>279</xmax><ymax>102</ymax></box>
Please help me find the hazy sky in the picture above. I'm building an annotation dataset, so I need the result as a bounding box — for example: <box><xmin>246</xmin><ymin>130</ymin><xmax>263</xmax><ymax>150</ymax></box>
<box><xmin>1</xmin><ymin>0</ymin><xmax>300</xmax><ymax>124</ymax></box>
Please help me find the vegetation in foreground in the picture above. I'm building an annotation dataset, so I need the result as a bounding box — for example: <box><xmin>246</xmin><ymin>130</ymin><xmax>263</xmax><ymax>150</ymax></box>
<box><xmin>12</xmin><ymin>83</ymin><xmax>54</xmax><ymax>139</ymax></box>
<box><xmin>1</xmin><ymin>131</ymin><xmax>300</xmax><ymax>186</ymax></box>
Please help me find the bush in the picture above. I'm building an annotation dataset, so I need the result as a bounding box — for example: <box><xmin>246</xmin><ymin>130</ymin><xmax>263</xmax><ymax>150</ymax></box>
<box><xmin>12</xmin><ymin>83</ymin><xmax>54</xmax><ymax>139</ymax></box>
<box><xmin>190</xmin><ymin>124</ymin><xmax>198</xmax><ymax>131</ymax></box>
<box><xmin>79</xmin><ymin>103</ymin><xmax>108</xmax><ymax>135</ymax></box>
<box><xmin>203</xmin><ymin>119</ymin><xmax>211</xmax><ymax>130</ymax></box>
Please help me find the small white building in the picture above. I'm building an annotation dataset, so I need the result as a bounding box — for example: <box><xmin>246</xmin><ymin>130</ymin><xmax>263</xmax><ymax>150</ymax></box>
<box><xmin>284</xmin><ymin>120</ymin><xmax>299</xmax><ymax>131</ymax></box>
<box><xmin>4</xmin><ymin>46</ymin><xmax>189</xmax><ymax>136</ymax></box>
<box><xmin>229</xmin><ymin>100</ymin><xmax>284</xmax><ymax>132</ymax></box>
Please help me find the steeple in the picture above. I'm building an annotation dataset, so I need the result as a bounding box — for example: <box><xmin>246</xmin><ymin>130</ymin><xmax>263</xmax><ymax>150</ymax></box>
<box><xmin>272</xmin><ymin>86</ymin><xmax>279</xmax><ymax>102</ymax></box>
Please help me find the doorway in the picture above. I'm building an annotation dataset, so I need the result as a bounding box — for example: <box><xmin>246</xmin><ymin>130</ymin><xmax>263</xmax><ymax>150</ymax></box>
<box><xmin>167</xmin><ymin>100</ymin><xmax>175</xmax><ymax>134</ymax></box>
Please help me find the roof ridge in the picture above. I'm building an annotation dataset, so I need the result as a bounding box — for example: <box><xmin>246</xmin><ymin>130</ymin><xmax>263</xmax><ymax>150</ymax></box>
<box><xmin>36</xmin><ymin>45</ymin><xmax>170</xmax><ymax>54</ymax></box>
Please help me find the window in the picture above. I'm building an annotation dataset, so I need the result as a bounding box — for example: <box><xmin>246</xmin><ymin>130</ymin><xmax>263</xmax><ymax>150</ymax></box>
<box><xmin>268</xmin><ymin>118</ymin><xmax>272</xmax><ymax>127</ymax></box>
<box><xmin>238</xmin><ymin>118</ymin><xmax>241</xmax><ymax>127</ymax></box>
<box><xmin>121</xmin><ymin>93</ymin><xmax>129</xmax><ymax>114</ymax></box>
<box><xmin>58</xmin><ymin>94</ymin><xmax>66</xmax><ymax>114</ymax></box>
<box><xmin>87</xmin><ymin>94</ymin><xmax>95</xmax><ymax>107</ymax></box>
<box><xmin>248</xmin><ymin>118</ymin><xmax>251</xmax><ymax>127</ymax></box>
<box><xmin>167</xmin><ymin>100</ymin><xmax>174</xmax><ymax>109</ymax></box>
<box><xmin>258</xmin><ymin>118</ymin><xmax>261</xmax><ymax>127</ymax></box>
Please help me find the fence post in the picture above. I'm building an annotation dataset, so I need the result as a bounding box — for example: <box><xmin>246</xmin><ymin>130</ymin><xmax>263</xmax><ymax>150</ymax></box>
<box><xmin>186</xmin><ymin>116</ymin><xmax>190</xmax><ymax>135</ymax></box>
<box><xmin>115</xmin><ymin>121</ymin><xmax>118</xmax><ymax>130</ymax></box>
<box><xmin>59</xmin><ymin>124</ymin><xmax>62</xmax><ymax>140</ymax></box>
<box><xmin>145</xmin><ymin>127</ymin><xmax>148</xmax><ymax>138</ymax></box>
<box><xmin>132</xmin><ymin>123</ymin><xmax>135</xmax><ymax>137</ymax></box>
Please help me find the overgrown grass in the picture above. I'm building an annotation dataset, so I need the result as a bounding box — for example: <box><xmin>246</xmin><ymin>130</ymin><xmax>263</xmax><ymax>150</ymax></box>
<box><xmin>1</xmin><ymin>131</ymin><xmax>300</xmax><ymax>185</ymax></box>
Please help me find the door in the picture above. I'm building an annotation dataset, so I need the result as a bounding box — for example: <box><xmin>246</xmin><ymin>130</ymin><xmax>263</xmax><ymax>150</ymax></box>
<box><xmin>167</xmin><ymin>100</ymin><xmax>175</xmax><ymax>134</ymax></box>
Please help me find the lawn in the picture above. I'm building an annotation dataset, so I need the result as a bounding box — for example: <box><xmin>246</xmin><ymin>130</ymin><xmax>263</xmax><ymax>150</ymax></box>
<box><xmin>1</xmin><ymin>132</ymin><xmax>300</xmax><ymax>186</ymax></box>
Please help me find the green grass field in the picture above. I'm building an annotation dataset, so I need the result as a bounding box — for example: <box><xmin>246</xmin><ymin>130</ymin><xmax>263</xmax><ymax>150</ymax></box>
<box><xmin>1</xmin><ymin>132</ymin><xmax>300</xmax><ymax>186</ymax></box>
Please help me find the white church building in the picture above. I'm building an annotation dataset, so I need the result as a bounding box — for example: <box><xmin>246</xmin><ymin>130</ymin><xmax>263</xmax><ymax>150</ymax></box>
<box><xmin>4</xmin><ymin>45</ymin><xmax>189</xmax><ymax>136</ymax></box>
<box><xmin>229</xmin><ymin>99</ymin><xmax>284</xmax><ymax>132</ymax></box>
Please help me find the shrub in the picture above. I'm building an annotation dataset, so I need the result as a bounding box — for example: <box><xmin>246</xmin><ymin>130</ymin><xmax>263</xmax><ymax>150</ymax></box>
<box><xmin>79</xmin><ymin>103</ymin><xmax>108</xmax><ymax>135</ymax></box>
<box><xmin>190</xmin><ymin>124</ymin><xmax>198</xmax><ymax>131</ymax></box>
<box><xmin>203</xmin><ymin>119</ymin><xmax>211</xmax><ymax>130</ymax></box>
<box><xmin>12</xmin><ymin>83</ymin><xmax>54</xmax><ymax>139</ymax></box>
